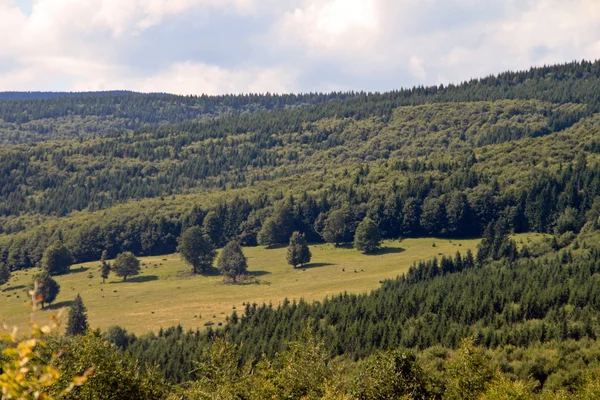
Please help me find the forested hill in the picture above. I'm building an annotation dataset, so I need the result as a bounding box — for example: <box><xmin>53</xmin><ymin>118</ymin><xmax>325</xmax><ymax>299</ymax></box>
<box><xmin>2</xmin><ymin>60</ymin><xmax>600</xmax><ymax>272</ymax></box>
<box><xmin>0</xmin><ymin>91</ymin><xmax>357</xmax><ymax>144</ymax></box>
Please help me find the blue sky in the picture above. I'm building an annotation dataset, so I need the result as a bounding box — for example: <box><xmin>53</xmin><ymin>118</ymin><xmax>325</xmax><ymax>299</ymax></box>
<box><xmin>0</xmin><ymin>0</ymin><xmax>599</xmax><ymax>94</ymax></box>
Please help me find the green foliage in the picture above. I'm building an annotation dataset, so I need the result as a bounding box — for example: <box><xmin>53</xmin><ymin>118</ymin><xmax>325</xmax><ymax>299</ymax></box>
<box><xmin>112</xmin><ymin>252</ymin><xmax>140</xmax><ymax>281</ymax></box>
<box><xmin>286</xmin><ymin>231</ymin><xmax>311</xmax><ymax>268</ymax></box>
<box><xmin>258</xmin><ymin>199</ymin><xmax>295</xmax><ymax>247</ymax></box>
<box><xmin>42</xmin><ymin>242</ymin><xmax>73</xmax><ymax>276</ymax></box>
<box><xmin>217</xmin><ymin>241</ymin><xmax>248</xmax><ymax>280</ymax></box>
<box><xmin>32</xmin><ymin>270</ymin><xmax>61</xmax><ymax>308</ymax></box>
<box><xmin>354</xmin><ymin>217</ymin><xmax>382</xmax><ymax>253</ymax></box>
<box><xmin>321</xmin><ymin>210</ymin><xmax>349</xmax><ymax>246</ymax></box>
<box><xmin>48</xmin><ymin>332</ymin><xmax>169</xmax><ymax>400</ymax></box>
<box><xmin>177</xmin><ymin>226</ymin><xmax>217</xmax><ymax>274</ymax></box>
<box><xmin>66</xmin><ymin>294</ymin><xmax>89</xmax><ymax>336</ymax></box>
<box><xmin>350</xmin><ymin>350</ymin><xmax>432</xmax><ymax>399</ymax></box>
<box><xmin>444</xmin><ymin>337</ymin><xmax>497</xmax><ymax>399</ymax></box>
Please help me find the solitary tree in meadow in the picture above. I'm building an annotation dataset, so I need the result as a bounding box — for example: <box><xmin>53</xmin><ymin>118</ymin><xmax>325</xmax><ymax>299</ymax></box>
<box><xmin>32</xmin><ymin>271</ymin><xmax>60</xmax><ymax>309</ymax></box>
<box><xmin>112</xmin><ymin>252</ymin><xmax>140</xmax><ymax>281</ymax></box>
<box><xmin>178</xmin><ymin>226</ymin><xmax>217</xmax><ymax>274</ymax></box>
<box><xmin>287</xmin><ymin>231</ymin><xmax>311</xmax><ymax>268</ymax></box>
<box><xmin>354</xmin><ymin>217</ymin><xmax>382</xmax><ymax>254</ymax></box>
<box><xmin>217</xmin><ymin>241</ymin><xmax>248</xmax><ymax>281</ymax></box>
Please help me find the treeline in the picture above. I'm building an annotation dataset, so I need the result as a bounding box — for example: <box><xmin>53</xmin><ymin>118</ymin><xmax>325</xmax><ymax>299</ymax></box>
<box><xmin>1</xmin><ymin>148</ymin><xmax>598</xmax><ymax>272</ymax></box>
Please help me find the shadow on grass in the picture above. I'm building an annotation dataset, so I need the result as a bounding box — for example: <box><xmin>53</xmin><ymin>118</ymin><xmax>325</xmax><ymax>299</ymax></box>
<box><xmin>298</xmin><ymin>263</ymin><xmax>335</xmax><ymax>269</ymax></box>
<box><xmin>44</xmin><ymin>300</ymin><xmax>74</xmax><ymax>310</ymax></box>
<box><xmin>69</xmin><ymin>266</ymin><xmax>90</xmax><ymax>274</ymax></box>
<box><xmin>111</xmin><ymin>275</ymin><xmax>159</xmax><ymax>284</ymax></box>
<box><xmin>2</xmin><ymin>284</ymin><xmax>26</xmax><ymax>292</ymax></box>
<box><xmin>248</xmin><ymin>270</ymin><xmax>271</xmax><ymax>277</ymax></box>
<box><xmin>334</xmin><ymin>243</ymin><xmax>354</xmax><ymax>249</ymax></box>
<box><xmin>365</xmin><ymin>247</ymin><xmax>406</xmax><ymax>256</ymax></box>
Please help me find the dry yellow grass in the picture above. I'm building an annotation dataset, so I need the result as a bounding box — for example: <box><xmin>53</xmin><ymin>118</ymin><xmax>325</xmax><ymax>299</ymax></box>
<box><xmin>0</xmin><ymin>234</ymin><xmax>542</xmax><ymax>335</ymax></box>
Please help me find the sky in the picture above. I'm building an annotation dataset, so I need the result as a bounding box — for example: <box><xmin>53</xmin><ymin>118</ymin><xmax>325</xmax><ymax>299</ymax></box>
<box><xmin>0</xmin><ymin>0</ymin><xmax>599</xmax><ymax>95</ymax></box>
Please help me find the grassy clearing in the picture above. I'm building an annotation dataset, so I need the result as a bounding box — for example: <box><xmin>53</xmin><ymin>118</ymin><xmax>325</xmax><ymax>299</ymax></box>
<box><xmin>0</xmin><ymin>234</ymin><xmax>542</xmax><ymax>335</ymax></box>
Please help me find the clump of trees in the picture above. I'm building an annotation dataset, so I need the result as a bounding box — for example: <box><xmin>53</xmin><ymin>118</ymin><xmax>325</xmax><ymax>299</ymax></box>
<box><xmin>112</xmin><ymin>252</ymin><xmax>140</xmax><ymax>281</ymax></box>
<box><xmin>42</xmin><ymin>242</ymin><xmax>72</xmax><ymax>276</ymax></box>
<box><xmin>286</xmin><ymin>231</ymin><xmax>311</xmax><ymax>268</ymax></box>
<box><xmin>217</xmin><ymin>241</ymin><xmax>248</xmax><ymax>282</ymax></box>
<box><xmin>178</xmin><ymin>226</ymin><xmax>217</xmax><ymax>274</ymax></box>
<box><xmin>354</xmin><ymin>217</ymin><xmax>382</xmax><ymax>253</ymax></box>
<box><xmin>66</xmin><ymin>294</ymin><xmax>89</xmax><ymax>336</ymax></box>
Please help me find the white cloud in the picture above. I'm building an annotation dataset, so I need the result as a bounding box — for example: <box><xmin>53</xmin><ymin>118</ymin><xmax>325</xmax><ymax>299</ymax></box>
<box><xmin>0</xmin><ymin>0</ymin><xmax>600</xmax><ymax>94</ymax></box>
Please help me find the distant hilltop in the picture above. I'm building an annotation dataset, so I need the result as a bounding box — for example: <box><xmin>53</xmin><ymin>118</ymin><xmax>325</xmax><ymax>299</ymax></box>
<box><xmin>0</xmin><ymin>90</ymin><xmax>137</xmax><ymax>100</ymax></box>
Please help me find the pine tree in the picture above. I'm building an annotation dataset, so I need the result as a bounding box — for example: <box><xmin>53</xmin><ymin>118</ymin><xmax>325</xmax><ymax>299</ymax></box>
<box><xmin>112</xmin><ymin>252</ymin><xmax>141</xmax><ymax>281</ymax></box>
<box><xmin>178</xmin><ymin>226</ymin><xmax>217</xmax><ymax>274</ymax></box>
<box><xmin>99</xmin><ymin>250</ymin><xmax>111</xmax><ymax>283</ymax></box>
<box><xmin>66</xmin><ymin>294</ymin><xmax>89</xmax><ymax>336</ymax></box>
<box><xmin>286</xmin><ymin>231</ymin><xmax>311</xmax><ymax>268</ymax></box>
<box><xmin>217</xmin><ymin>241</ymin><xmax>248</xmax><ymax>281</ymax></box>
<box><xmin>354</xmin><ymin>217</ymin><xmax>382</xmax><ymax>253</ymax></box>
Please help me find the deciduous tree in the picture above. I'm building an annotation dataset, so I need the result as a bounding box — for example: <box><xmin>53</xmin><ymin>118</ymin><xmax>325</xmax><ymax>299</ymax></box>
<box><xmin>178</xmin><ymin>226</ymin><xmax>217</xmax><ymax>274</ymax></box>
<box><xmin>112</xmin><ymin>252</ymin><xmax>141</xmax><ymax>281</ymax></box>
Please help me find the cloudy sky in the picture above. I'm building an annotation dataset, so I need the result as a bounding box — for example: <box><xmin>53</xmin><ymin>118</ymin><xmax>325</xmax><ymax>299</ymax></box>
<box><xmin>1</xmin><ymin>0</ymin><xmax>599</xmax><ymax>95</ymax></box>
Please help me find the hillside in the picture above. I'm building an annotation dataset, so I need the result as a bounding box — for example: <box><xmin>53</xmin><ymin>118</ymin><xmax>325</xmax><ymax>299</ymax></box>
<box><xmin>4</xmin><ymin>61</ymin><xmax>600</xmax><ymax>398</ymax></box>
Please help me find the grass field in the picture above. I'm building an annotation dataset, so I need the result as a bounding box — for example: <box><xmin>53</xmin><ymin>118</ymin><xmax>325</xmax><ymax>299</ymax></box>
<box><xmin>0</xmin><ymin>234</ymin><xmax>543</xmax><ymax>335</ymax></box>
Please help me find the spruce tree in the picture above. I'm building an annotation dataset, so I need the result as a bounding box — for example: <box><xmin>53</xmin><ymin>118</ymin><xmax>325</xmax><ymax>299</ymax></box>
<box><xmin>217</xmin><ymin>241</ymin><xmax>248</xmax><ymax>281</ymax></box>
<box><xmin>354</xmin><ymin>217</ymin><xmax>382</xmax><ymax>253</ymax></box>
<box><xmin>66</xmin><ymin>294</ymin><xmax>88</xmax><ymax>336</ymax></box>
<box><xmin>286</xmin><ymin>231</ymin><xmax>311</xmax><ymax>268</ymax></box>
<box><xmin>99</xmin><ymin>250</ymin><xmax>111</xmax><ymax>283</ymax></box>
<box><xmin>112</xmin><ymin>252</ymin><xmax>141</xmax><ymax>281</ymax></box>
<box><xmin>178</xmin><ymin>226</ymin><xmax>217</xmax><ymax>274</ymax></box>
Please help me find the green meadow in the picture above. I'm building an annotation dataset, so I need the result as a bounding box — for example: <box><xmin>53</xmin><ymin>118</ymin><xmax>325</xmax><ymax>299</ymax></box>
<box><xmin>0</xmin><ymin>234</ymin><xmax>542</xmax><ymax>335</ymax></box>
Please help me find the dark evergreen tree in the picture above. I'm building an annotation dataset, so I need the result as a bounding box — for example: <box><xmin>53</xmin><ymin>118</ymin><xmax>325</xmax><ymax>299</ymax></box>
<box><xmin>66</xmin><ymin>294</ymin><xmax>89</xmax><ymax>336</ymax></box>
<box><xmin>286</xmin><ymin>231</ymin><xmax>311</xmax><ymax>268</ymax></box>
<box><xmin>112</xmin><ymin>252</ymin><xmax>140</xmax><ymax>281</ymax></box>
<box><xmin>177</xmin><ymin>226</ymin><xmax>217</xmax><ymax>274</ymax></box>
<box><xmin>354</xmin><ymin>217</ymin><xmax>382</xmax><ymax>253</ymax></box>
